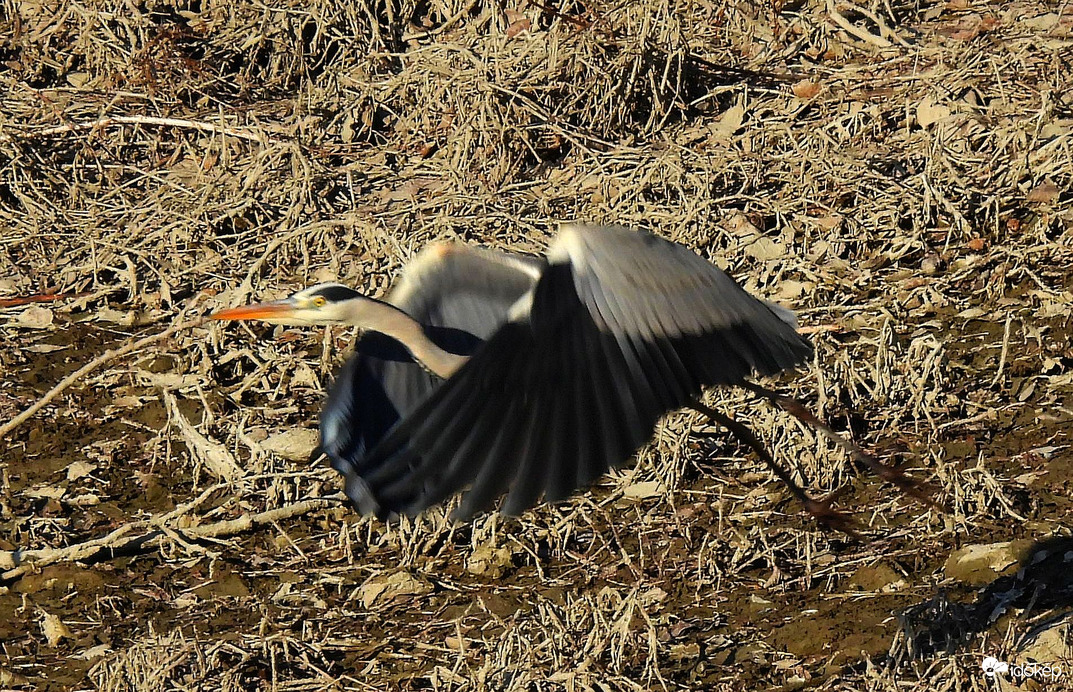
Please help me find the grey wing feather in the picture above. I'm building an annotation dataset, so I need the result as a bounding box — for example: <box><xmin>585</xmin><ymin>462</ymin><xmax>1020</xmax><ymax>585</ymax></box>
<box><xmin>349</xmin><ymin>224</ymin><xmax>813</xmax><ymax>520</ymax></box>
<box><xmin>387</xmin><ymin>242</ymin><xmax>544</xmax><ymax>339</ymax></box>
<box><xmin>549</xmin><ymin>223</ymin><xmax>810</xmax><ymax>380</ymax></box>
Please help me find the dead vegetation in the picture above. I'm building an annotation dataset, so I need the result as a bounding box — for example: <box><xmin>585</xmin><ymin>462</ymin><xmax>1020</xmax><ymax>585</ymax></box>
<box><xmin>1</xmin><ymin>0</ymin><xmax>1071</xmax><ymax>689</ymax></box>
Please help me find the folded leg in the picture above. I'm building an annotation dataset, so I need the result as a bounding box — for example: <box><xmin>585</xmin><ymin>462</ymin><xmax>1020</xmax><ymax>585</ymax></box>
<box><xmin>738</xmin><ymin>381</ymin><xmax>941</xmax><ymax>509</ymax></box>
<box><xmin>689</xmin><ymin>401</ymin><xmax>859</xmax><ymax>537</ymax></box>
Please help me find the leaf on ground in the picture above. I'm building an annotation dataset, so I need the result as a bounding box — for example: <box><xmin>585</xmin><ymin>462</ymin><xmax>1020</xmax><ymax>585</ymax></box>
<box><xmin>66</xmin><ymin>461</ymin><xmax>96</xmax><ymax>481</ymax></box>
<box><xmin>916</xmin><ymin>98</ymin><xmax>952</xmax><ymax>128</ymax></box>
<box><xmin>1026</xmin><ymin>182</ymin><xmax>1059</xmax><ymax>204</ymax></box>
<box><xmin>710</xmin><ymin>101</ymin><xmax>745</xmax><ymax>138</ymax></box>
<box><xmin>359</xmin><ymin>571</ymin><xmax>431</xmax><ymax>609</ymax></box>
<box><xmin>15</xmin><ymin>306</ymin><xmax>53</xmax><ymax>329</ymax></box>
<box><xmin>811</xmin><ymin>214</ymin><xmax>843</xmax><ymax>231</ymax></box>
<box><xmin>95</xmin><ymin>306</ymin><xmax>137</xmax><ymax>326</ymax></box>
<box><xmin>41</xmin><ymin>612</ymin><xmax>72</xmax><ymax>647</ymax></box>
<box><xmin>261</xmin><ymin>429</ymin><xmax>319</xmax><ymax>461</ymax></box>
<box><xmin>25</xmin><ymin>485</ymin><xmax>65</xmax><ymax>500</ymax></box>
<box><xmin>622</xmin><ymin>480</ymin><xmax>663</xmax><ymax>499</ymax></box>
<box><xmin>940</xmin><ymin>13</ymin><xmax>998</xmax><ymax>40</ymax></box>
<box><xmin>944</xmin><ymin>541</ymin><xmax>1033</xmax><ymax>586</ymax></box>
<box><xmin>792</xmin><ymin>80</ymin><xmax>821</xmax><ymax>99</ymax></box>
<box><xmin>466</xmin><ymin>546</ymin><xmax>514</xmax><ymax>577</ymax></box>
<box><xmin>745</xmin><ymin>237</ymin><xmax>786</xmax><ymax>261</ymax></box>
<box><xmin>640</xmin><ymin>586</ymin><xmax>669</xmax><ymax>607</ymax></box>
<box><xmin>778</xmin><ymin>280</ymin><xmax>809</xmax><ymax>299</ymax></box>
<box><xmin>505</xmin><ymin>10</ymin><xmax>531</xmax><ymax>38</ymax></box>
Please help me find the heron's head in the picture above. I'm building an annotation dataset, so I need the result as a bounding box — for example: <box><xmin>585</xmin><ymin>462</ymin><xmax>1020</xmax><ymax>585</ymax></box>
<box><xmin>211</xmin><ymin>283</ymin><xmax>367</xmax><ymax>326</ymax></box>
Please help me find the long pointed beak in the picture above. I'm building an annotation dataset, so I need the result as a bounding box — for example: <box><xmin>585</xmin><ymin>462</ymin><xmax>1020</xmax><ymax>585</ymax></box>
<box><xmin>210</xmin><ymin>299</ymin><xmax>296</xmax><ymax>322</ymax></box>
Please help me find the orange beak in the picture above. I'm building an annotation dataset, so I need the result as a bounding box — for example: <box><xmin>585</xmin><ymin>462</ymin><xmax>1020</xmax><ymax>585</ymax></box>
<box><xmin>210</xmin><ymin>299</ymin><xmax>296</xmax><ymax>322</ymax></box>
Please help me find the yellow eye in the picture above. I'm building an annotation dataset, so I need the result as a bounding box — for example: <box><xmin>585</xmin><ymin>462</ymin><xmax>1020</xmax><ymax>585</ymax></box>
<box><xmin>312</xmin><ymin>296</ymin><xmax>327</xmax><ymax>308</ymax></box>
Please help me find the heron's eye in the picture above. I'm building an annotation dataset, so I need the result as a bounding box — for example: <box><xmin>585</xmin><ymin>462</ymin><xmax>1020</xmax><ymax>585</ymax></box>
<box><xmin>312</xmin><ymin>296</ymin><xmax>327</xmax><ymax>308</ymax></box>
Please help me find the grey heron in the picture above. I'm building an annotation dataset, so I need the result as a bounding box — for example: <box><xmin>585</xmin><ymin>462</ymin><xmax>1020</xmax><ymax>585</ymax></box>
<box><xmin>212</xmin><ymin>223</ymin><xmax>924</xmax><ymax>530</ymax></box>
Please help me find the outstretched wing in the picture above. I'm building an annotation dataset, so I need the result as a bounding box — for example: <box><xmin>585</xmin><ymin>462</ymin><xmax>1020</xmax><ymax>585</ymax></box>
<box><xmin>387</xmin><ymin>242</ymin><xmax>545</xmax><ymax>340</ymax></box>
<box><xmin>320</xmin><ymin>243</ymin><xmax>543</xmax><ymax>502</ymax></box>
<box><xmin>345</xmin><ymin>224</ymin><xmax>813</xmax><ymax>519</ymax></box>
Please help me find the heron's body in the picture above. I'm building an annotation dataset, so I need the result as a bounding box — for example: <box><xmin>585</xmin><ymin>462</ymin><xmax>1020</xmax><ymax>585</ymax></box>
<box><xmin>214</xmin><ymin>223</ymin><xmax>917</xmax><ymax>527</ymax></box>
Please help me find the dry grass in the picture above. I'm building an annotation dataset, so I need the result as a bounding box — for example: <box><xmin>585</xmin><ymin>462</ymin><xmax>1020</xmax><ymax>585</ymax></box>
<box><xmin>1</xmin><ymin>0</ymin><xmax>1072</xmax><ymax>689</ymax></box>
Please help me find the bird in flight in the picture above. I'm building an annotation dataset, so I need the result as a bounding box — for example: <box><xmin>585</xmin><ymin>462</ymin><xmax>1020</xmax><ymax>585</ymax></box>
<box><xmin>212</xmin><ymin>223</ymin><xmax>925</xmax><ymax>531</ymax></box>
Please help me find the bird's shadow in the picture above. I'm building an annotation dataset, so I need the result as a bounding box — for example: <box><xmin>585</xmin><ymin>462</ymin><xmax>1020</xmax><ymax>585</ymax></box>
<box><xmin>898</xmin><ymin>535</ymin><xmax>1073</xmax><ymax>658</ymax></box>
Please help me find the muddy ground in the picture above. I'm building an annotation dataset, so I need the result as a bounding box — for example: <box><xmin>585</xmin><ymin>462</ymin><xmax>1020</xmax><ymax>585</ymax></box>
<box><xmin>1</xmin><ymin>0</ymin><xmax>1072</xmax><ymax>689</ymax></box>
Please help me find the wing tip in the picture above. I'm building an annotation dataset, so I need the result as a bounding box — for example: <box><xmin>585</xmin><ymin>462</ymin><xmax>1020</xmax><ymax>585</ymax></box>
<box><xmin>344</xmin><ymin>474</ymin><xmax>382</xmax><ymax>517</ymax></box>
